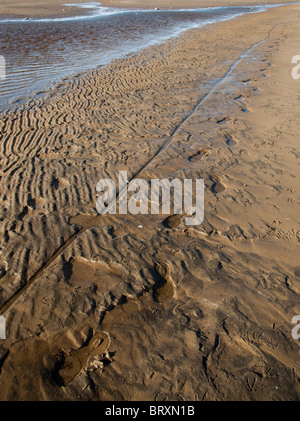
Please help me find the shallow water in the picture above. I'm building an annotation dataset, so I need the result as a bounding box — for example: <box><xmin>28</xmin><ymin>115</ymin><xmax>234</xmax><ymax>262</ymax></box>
<box><xmin>0</xmin><ymin>4</ymin><xmax>279</xmax><ymax>112</ymax></box>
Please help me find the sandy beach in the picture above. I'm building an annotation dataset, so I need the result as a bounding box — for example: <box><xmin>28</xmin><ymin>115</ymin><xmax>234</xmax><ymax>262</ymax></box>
<box><xmin>0</xmin><ymin>0</ymin><xmax>296</xmax><ymax>18</ymax></box>
<box><xmin>101</xmin><ymin>0</ymin><xmax>298</xmax><ymax>9</ymax></box>
<box><xmin>0</xmin><ymin>2</ymin><xmax>299</xmax><ymax>401</ymax></box>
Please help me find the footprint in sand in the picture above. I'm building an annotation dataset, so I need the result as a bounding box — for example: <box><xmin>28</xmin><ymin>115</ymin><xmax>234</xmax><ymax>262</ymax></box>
<box><xmin>240</xmin><ymin>107</ymin><xmax>251</xmax><ymax>113</ymax></box>
<box><xmin>210</xmin><ymin>174</ymin><xmax>226</xmax><ymax>193</ymax></box>
<box><xmin>57</xmin><ymin>331</ymin><xmax>111</xmax><ymax>386</ymax></box>
<box><xmin>188</xmin><ymin>148</ymin><xmax>210</xmax><ymax>162</ymax></box>
<box><xmin>28</xmin><ymin>196</ymin><xmax>46</xmax><ymax>210</ymax></box>
<box><xmin>52</xmin><ymin>177</ymin><xmax>69</xmax><ymax>190</ymax></box>
<box><xmin>224</xmin><ymin>133</ymin><xmax>238</xmax><ymax>146</ymax></box>
<box><xmin>64</xmin><ymin>256</ymin><xmax>126</xmax><ymax>289</ymax></box>
<box><xmin>153</xmin><ymin>262</ymin><xmax>175</xmax><ymax>303</ymax></box>
<box><xmin>216</xmin><ymin>116</ymin><xmax>231</xmax><ymax>125</ymax></box>
<box><xmin>164</xmin><ymin>212</ymin><xmax>186</xmax><ymax>228</ymax></box>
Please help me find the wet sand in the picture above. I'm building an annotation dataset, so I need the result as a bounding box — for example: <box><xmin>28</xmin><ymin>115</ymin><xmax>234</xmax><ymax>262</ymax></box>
<box><xmin>101</xmin><ymin>0</ymin><xmax>298</xmax><ymax>9</ymax></box>
<box><xmin>0</xmin><ymin>0</ymin><xmax>296</xmax><ymax>19</ymax></box>
<box><xmin>0</xmin><ymin>4</ymin><xmax>299</xmax><ymax>400</ymax></box>
<box><xmin>0</xmin><ymin>0</ymin><xmax>93</xmax><ymax>19</ymax></box>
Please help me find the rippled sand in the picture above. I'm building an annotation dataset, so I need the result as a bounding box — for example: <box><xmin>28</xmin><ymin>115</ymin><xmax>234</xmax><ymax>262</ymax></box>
<box><xmin>0</xmin><ymin>3</ymin><xmax>299</xmax><ymax>401</ymax></box>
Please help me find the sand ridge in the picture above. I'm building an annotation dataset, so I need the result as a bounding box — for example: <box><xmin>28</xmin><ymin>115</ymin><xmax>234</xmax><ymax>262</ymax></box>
<box><xmin>0</xmin><ymin>4</ymin><xmax>299</xmax><ymax>400</ymax></box>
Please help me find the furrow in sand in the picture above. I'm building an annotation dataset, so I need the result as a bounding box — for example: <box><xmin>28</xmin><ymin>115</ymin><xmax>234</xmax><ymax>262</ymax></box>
<box><xmin>0</xmin><ymin>229</ymin><xmax>83</xmax><ymax>314</ymax></box>
<box><xmin>104</xmin><ymin>24</ymin><xmax>281</xmax><ymax>212</ymax></box>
